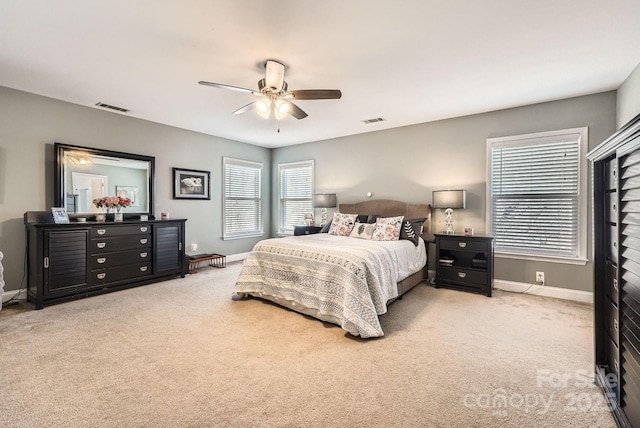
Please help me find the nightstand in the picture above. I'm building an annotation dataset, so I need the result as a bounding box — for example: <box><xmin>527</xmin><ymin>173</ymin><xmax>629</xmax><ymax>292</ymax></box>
<box><xmin>293</xmin><ymin>225</ymin><xmax>322</xmax><ymax>236</ymax></box>
<box><xmin>435</xmin><ymin>234</ymin><xmax>494</xmax><ymax>297</ymax></box>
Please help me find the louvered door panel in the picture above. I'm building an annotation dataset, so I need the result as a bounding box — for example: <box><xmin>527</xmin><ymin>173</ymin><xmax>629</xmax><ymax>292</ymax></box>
<box><xmin>154</xmin><ymin>223</ymin><xmax>183</xmax><ymax>274</ymax></box>
<box><xmin>618</xmin><ymin>148</ymin><xmax>640</xmax><ymax>426</ymax></box>
<box><xmin>45</xmin><ymin>229</ymin><xmax>88</xmax><ymax>293</ymax></box>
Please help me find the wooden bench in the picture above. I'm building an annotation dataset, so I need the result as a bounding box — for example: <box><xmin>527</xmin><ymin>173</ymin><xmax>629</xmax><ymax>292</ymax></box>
<box><xmin>188</xmin><ymin>253</ymin><xmax>226</xmax><ymax>274</ymax></box>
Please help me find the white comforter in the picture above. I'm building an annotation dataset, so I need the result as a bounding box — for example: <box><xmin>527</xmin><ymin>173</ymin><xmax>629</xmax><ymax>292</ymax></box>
<box><xmin>233</xmin><ymin>234</ymin><xmax>427</xmax><ymax>337</ymax></box>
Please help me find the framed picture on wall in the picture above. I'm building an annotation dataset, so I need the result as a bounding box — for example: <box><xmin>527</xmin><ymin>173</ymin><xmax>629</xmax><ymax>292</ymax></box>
<box><xmin>172</xmin><ymin>168</ymin><xmax>211</xmax><ymax>200</ymax></box>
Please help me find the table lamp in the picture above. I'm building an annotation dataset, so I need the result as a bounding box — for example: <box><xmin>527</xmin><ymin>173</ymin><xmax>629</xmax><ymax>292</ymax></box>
<box><xmin>313</xmin><ymin>193</ymin><xmax>337</xmax><ymax>226</ymax></box>
<box><xmin>432</xmin><ymin>190</ymin><xmax>466</xmax><ymax>235</ymax></box>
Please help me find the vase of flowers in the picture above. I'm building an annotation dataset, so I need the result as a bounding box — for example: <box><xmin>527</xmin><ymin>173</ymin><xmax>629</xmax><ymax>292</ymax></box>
<box><xmin>93</xmin><ymin>196</ymin><xmax>132</xmax><ymax>222</ymax></box>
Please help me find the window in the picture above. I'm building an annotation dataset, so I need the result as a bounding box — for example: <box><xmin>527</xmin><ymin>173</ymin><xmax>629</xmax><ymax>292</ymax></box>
<box><xmin>487</xmin><ymin>128</ymin><xmax>588</xmax><ymax>264</ymax></box>
<box><xmin>223</xmin><ymin>157</ymin><xmax>263</xmax><ymax>239</ymax></box>
<box><xmin>278</xmin><ymin>160</ymin><xmax>314</xmax><ymax>234</ymax></box>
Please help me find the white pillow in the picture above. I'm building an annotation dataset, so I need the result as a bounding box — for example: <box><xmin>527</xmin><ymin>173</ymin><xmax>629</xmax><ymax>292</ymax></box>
<box><xmin>349</xmin><ymin>222</ymin><xmax>375</xmax><ymax>240</ymax></box>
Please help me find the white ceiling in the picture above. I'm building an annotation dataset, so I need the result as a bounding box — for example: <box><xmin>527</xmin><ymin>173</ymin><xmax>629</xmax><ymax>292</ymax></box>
<box><xmin>1</xmin><ymin>1</ymin><xmax>640</xmax><ymax>148</ymax></box>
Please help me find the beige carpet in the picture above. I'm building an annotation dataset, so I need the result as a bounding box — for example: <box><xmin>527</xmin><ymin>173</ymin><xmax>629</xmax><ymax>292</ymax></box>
<box><xmin>0</xmin><ymin>262</ymin><xmax>616</xmax><ymax>427</ymax></box>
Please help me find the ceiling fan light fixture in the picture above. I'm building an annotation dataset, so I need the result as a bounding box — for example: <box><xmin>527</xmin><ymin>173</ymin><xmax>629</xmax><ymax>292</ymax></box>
<box><xmin>256</xmin><ymin>99</ymin><xmax>269</xmax><ymax>113</ymax></box>
<box><xmin>265</xmin><ymin>60</ymin><xmax>285</xmax><ymax>92</ymax></box>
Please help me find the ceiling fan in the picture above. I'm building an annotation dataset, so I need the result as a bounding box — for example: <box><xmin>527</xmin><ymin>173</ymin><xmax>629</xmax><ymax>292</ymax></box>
<box><xmin>199</xmin><ymin>60</ymin><xmax>342</xmax><ymax>120</ymax></box>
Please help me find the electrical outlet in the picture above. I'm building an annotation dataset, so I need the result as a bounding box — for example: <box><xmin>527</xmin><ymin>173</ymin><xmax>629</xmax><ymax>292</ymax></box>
<box><xmin>190</xmin><ymin>243</ymin><xmax>198</xmax><ymax>253</ymax></box>
<box><xmin>535</xmin><ymin>271</ymin><xmax>545</xmax><ymax>285</ymax></box>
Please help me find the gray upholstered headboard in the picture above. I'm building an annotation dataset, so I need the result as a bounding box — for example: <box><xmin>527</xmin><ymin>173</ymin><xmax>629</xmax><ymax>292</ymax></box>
<box><xmin>338</xmin><ymin>199</ymin><xmax>432</xmax><ymax>235</ymax></box>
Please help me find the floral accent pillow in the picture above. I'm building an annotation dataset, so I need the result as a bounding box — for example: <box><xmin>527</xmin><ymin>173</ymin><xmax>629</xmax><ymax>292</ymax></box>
<box><xmin>349</xmin><ymin>222</ymin><xmax>376</xmax><ymax>240</ymax></box>
<box><xmin>371</xmin><ymin>216</ymin><xmax>404</xmax><ymax>241</ymax></box>
<box><xmin>328</xmin><ymin>213</ymin><xmax>358</xmax><ymax>236</ymax></box>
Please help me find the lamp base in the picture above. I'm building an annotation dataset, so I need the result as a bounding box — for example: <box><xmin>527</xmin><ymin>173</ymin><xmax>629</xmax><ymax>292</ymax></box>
<box><xmin>320</xmin><ymin>208</ymin><xmax>328</xmax><ymax>227</ymax></box>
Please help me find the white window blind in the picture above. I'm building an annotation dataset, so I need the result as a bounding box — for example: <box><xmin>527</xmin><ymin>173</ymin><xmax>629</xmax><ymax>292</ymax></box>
<box><xmin>223</xmin><ymin>157</ymin><xmax>263</xmax><ymax>239</ymax></box>
<box><xmin>488</xmin><ymin>128</ymin><xmax>587</xmax><ymax>261</ymax></box>
<box><xmin>278</xmin><ymin>160</ymin><xmax>314</xmax><ymax>234</ymax></box>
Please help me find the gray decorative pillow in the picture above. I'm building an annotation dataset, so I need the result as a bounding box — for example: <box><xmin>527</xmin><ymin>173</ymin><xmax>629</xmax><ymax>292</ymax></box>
<box><xmin>320</xmin><ymin>220</ymin><xmax>332</xmax><ymax>233</ymax></box>
<box><xmin>400</xmin><ymin>218</ymin><xmax>426</xmax><ymax>246</ymax></box>
<box><xmin>349</xmin><ymin>222</ymin><xmax>375</xmax><ymax>239</ymax></box>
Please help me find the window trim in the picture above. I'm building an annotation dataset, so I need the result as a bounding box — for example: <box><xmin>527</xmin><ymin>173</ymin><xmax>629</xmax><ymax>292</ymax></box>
<box><xmin>486</xmin><ymin>127</ymin><xmax>588</xmax><ymax>265</ymax></box>
<box><xmin>222</xmin><ymin>157</ymin><xmax>264</xmax><ymax>240</ymax></box>
<box><xmin>277</xmin><ymin>160</ymin><xmax>314</xmax><ymax>236</ymax></box>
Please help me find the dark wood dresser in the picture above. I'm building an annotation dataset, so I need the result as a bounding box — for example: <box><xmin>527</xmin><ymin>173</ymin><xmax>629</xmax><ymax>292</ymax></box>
<box><xmin>435</xmin><ymin>234</ymin><xmax>493</xmax><ymax>297</ymax></box>
<box><xmin>24</xmin><ymin>212</ymin><xmax>187</xmax><ymax>309</ymax></box>
<box><xmin>587</xmin><ymin>113</ymin><xmax>640</xmax><ymax>427</ymax></box>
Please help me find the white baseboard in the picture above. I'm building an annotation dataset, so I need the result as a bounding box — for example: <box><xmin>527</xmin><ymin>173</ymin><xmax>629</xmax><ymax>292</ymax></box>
<box><xmin>226</xmin><ymin>252</ymin><xmax>250</xmax><ymax>263</ymax></box>
<box><xmin>2</xmin><ymin>289</ymin><xmax>27</xmax><ymax>304</ymax></box>
<box><xmin>494</xmin><ymin>279</ymin><xmax>593</xmax><ymax>304</ymax></box>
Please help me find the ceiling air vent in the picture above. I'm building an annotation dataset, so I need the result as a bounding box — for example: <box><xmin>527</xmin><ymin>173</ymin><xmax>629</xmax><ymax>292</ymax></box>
<box><xmin>95</xmin><ymin>102</ymin><xmax>130</xmax><ymax>113</ymax></box>
<box><xmin>361</xmin><ymin>117</ymin><xmax>385</xmax><ymax>124</ymax></box>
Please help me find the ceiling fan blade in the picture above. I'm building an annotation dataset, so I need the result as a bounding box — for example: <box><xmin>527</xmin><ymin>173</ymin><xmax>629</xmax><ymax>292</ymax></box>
<box><xmin>286</xmin><ymin>89</ymin><xmax>342</xmax><ymax>100</ymax></box>
<box><xmin>198</xmin><ymin>81</ymin><xmax>260</xmax><ymax>95</ymax></box>
<box><xmin>282</xmin><ymin>101</ymin><xmax>308</xmax><ymax>120</ymax></box>
<box><xmin>232</xmin><ymin>102</ymin><xmax>257</xmax><ymax>115</ymax></box>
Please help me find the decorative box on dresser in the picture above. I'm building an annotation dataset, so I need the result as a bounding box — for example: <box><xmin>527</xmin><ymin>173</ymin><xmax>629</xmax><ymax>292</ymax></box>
<box><xmin>24</xmin><ymin>212</ymin><xmax>187</xmax><ymax>309</ymax></box>
<box><xmin>587</xmin><ymin>113</ymin><xmax>640</xmax><ymax>427</ymax></box>
<box><xmin>435</xmin><ymin>233</ymin><xmax>494</xmax><ymax>297</ymax></box>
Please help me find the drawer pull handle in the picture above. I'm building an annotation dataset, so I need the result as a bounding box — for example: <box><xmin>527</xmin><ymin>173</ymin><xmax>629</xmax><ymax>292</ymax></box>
<box><xmin>614</xmin><ymin>319</ymin><xmax>618</xmax><ymax>332</ymax></box>
<box><xmin>613</xmin><ymin>170</ymin><xmax>617</xmax><ymax>178</ymax></box>
<box><xmin>614</xmin><ymin>360</ymin><xmax>619</xmax><ymax>372</ymax></box>
<box><xmin>140</xmin><ymin>252</ymin><xmax>148</xmax><ymax>258</ymax></box>
<box><xmin>612</xmin><ymin>203</ymin><xmax>616</xmax><ymax>211</ymax></box>
<box><xmin>613</xmin><ymin>279</ymin><xmax>618</xmax><ymax>291</ymax></box>
<box><xmin>140</xmin><ymin>227</ymin><xmax>148</xmax><ymax>232</ymax></box>
<box><xmin>97</xmin><ymin>257</ymin><xmax>107</xmax><ymax>264</ymax></box>
<box><xmin>97</xmin><ymin>242</ymin><xmax>106</xmax><ymax>249</ymax></box>
<box><xmin>613</xmin><ymin>241</ymin><xmax>617</xmax><ymax>249</ymax></box>
<box><xmin>97</xmin><ymin>229</ymin><xmax>106</xmax><ymax>235</ymax></box>
<box><xmin>140</xmin><ymin>266</ymin><xmax>148</xmax><ymax>272</ymax></box>
<box><xmin>97</xmin><ymin>273</ymin><xmax>106</xmax><ymax>279</ymax></box>
<box><xmin>140</xmin><ymin>238</ymin><xmax>148</xmax><ymax>244</ymax></box>
<box><xmin>458</xmin><ymin>272</ymin><xmax>467</xmax><ymax>278</ymax></box>
<box><xmin>458</xmin><ymin>242</ymin><xmax>467</xmax><ymax>248</ymax></box>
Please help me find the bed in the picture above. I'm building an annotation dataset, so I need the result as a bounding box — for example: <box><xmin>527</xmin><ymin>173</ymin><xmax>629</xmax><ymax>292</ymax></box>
<box><xmin>232</xmin><ymin>200</ymin><xmax>432</xmax><ymax>338</ymax></box>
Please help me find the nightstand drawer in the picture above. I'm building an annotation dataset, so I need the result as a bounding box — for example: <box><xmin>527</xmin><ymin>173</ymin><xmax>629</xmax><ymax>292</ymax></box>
<box><xmin>439</xmin><ymin>238</ymin><xmax>487</xmax><ymax>253</ymax></box>
<box><xmin>439</xmin><ymin>266</ymin><xmax>487</xmax><ymax>285</ymax></box>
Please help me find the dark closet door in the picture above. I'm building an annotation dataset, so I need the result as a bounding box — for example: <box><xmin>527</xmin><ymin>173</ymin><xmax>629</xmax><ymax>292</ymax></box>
<box><xmin>617</xmin><ymin>146</ymin><xmax>640</xmax><ymax>426</ymax></box>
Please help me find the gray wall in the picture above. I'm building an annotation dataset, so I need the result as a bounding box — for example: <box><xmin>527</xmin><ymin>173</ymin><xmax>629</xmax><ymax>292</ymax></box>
<box><xmin>0</xmin><ymin>86</ymin><xmax>271</xmax><ymax>293</ymax></box>
<box><xmin>272</xmin><ymin>92</ymin><xmax>617</xmax><ymax>292</ymax></box>
<box><xmin>617</xmin><ymin>61</ymin><xmax>640</xmax><ymax>128</ymax></box>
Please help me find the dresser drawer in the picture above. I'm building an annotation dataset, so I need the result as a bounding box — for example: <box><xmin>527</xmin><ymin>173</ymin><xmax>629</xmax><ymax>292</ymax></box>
<box><xmin>89</xmin><ymin>248</ymin><xmax>151</xmax><ymax>269</ymax></box>
<box><xmin>90</xmin><ymin>234</ymin><xmax>151</xmax><ymax>253</ymax></box>
<box><xmin>91</xmin><ymin>262</ymin><xmax>152</xmax><ymax>285</ymax></box>
<box><xmin>605</xmin><ymin>261</ymin><xmax>619</xmax><ymax>305</ymax></box>
<box><xmin>439</xmin><ymin>266</ymin><xmax>487</xmax><ymax>286</ymax></box>
<box><xmin>91</xmin><ymin>224</ymin><xmax>151</xmax><ymax>238</ymax></box>
<box><xmin>439</xmin><ymin>238</ymin><xmax>488</xmax><ymax>253</ymax></box>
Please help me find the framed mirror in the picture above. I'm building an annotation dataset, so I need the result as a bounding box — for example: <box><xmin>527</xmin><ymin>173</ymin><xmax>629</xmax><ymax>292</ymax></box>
<box><xmin>54</xmin><ymin>143</ymin><xmax>155</xmax><ymax>218</ymax></box>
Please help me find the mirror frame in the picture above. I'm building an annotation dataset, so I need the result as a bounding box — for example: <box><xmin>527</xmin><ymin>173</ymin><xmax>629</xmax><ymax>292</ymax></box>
<box><xmin>54</xmin><ymin>142</ymin><xmax>155</xmax><ymax>219</ymax></box>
